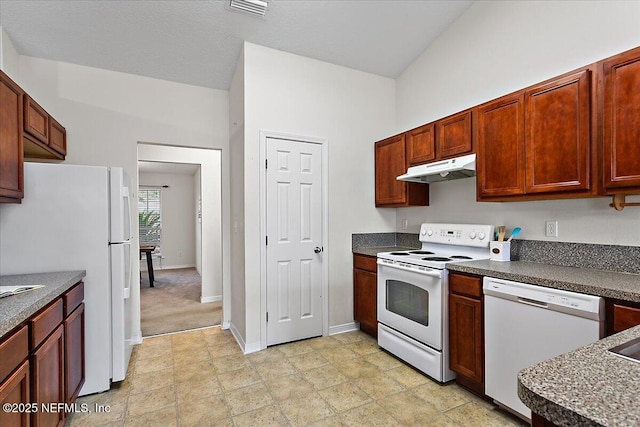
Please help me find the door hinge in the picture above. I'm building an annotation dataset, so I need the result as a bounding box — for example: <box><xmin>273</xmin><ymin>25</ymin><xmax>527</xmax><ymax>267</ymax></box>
<box><xmin>266</xmin><ymin>236</ymin><xmax>268</xmax><ymax>245</ymax></box>
<box><xmin>266</xmin><ymin>312</ymin><xmax>269</xmax><ymax>322</ymax></box>
<box><xmin>265</xmin><ymin>159</ymin><xmax>268</xmax><ymax>169</ymax></box>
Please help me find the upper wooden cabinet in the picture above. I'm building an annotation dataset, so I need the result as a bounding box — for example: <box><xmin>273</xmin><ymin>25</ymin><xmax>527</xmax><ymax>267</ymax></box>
<box><xmin>405</xmin><ymin>111</ymin><xmax>473</xmax><ymax>168</ymax></box>
<box><xmin>0</xmin><ymin>71</ymin><xmax>24</xmax><ymax>203</ymax></box>
<box><xmin>476</xmin><ymin>93</ymin><xmax>525</xmax><ymax>198</ymax></box>
<box><xmin>49</xmin><ymin>117</ymin><xmax>67</xmax><ymax>157</ymax></box>
<box><xmin>375</xmin><ymin>134</ymin><xmax>429</xmax><ymax>207</ymax></box>
<box><xmin>436</xmin><ymin>110</ymin><xmax>473</xmax><ymax>159</ymax></box>
<box><xmin>24</xmin><ymin>95</ymin><xmax>50</xmax><ymax>145</ymax></box>
<box><xmin>23</xmin><ymin>94</ymin><xmax>66</xmax><ymax>160</ymax></box>
<box><xmin>477</xmin><ymin>69</ymin><xmax>593</xmax><ymax>200</ymax></box>
<box><xmin>406</xmin><ymin>123</ymin><xmax>435</xmax><ymax>166</ymax></box>
<box><xmin>601</xmin><ymin>46</ymin><xmax>640</xmax><ymax>193</ymax></box>
<box><xmin>525</xmin><ymin>70</ymin><xmax>591</xmax><ymax>194</ymax></box>
<box><xmin>0</xmin><ymin>70</ymin><xmax>67</xmax><ymax>204</ymax></box>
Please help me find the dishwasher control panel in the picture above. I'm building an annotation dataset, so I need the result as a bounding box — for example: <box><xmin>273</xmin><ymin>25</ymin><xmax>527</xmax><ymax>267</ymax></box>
<box><xmin>483</xmin><ymin>277</ymin><xmax>604</xmax><ymax>320</ymax></box>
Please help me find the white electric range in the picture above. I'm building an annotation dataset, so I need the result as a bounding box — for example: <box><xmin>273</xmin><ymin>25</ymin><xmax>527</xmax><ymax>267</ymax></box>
<box><xmin>376</xmin><ymin>223</ymin><xmax>494</xmax><ymax>382</ymax></box>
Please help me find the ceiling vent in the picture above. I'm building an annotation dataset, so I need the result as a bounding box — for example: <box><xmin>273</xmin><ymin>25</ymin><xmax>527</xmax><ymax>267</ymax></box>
<box><xmin>229</xmin><ymin>0</ymin><xmax>268</xmax><ymax>17</ymax></box>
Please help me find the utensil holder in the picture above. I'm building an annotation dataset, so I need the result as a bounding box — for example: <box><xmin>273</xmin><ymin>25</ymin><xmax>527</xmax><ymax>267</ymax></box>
<box><xmin>490</xmin><ymin>241</ymin><xmax>511</xmax><ymax>262</ymax></box>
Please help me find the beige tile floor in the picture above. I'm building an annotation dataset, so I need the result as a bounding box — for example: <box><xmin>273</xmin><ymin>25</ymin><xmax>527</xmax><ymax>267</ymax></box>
<box><xmin>65</xmin><ymin>328</ymin><xmax>528</xmax><ymax>427</ymax></box>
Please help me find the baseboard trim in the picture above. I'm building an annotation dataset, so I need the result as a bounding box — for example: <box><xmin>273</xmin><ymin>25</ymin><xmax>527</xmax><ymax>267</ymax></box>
<box><xmin>221</xmin><ymin>320</ymin><xmax>230</xmax><ymax>330</ymax></box>
<box><xmin>140</xmin><ymin>263</ymin><xmax>196</xmax><ymax>271</ymax></box>
<box><xmin>200</xmin><ymin>295</ymin><xmax>222</xmax><ymax>303</ymax></box>
<box><xmin>131</xmin><ymin>330</ymin><xmax>143</xmax><ymax>345</ymax></box>
<box><xmin>329</xmin><ymin>322</ymin><xmax>360</xmax><ymax>336</ymax></box>
<box><xmin>229</xmin><ymin>322</ymin><xmax>262</xmax><ymax>354</ymax></box>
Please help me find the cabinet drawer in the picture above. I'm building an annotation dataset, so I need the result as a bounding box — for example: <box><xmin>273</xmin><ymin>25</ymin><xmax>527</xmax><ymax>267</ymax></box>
<box><xmin>613</xmin><ymin>304</ymin><xmax>640</xmax><ymax>333</ymax></box>
<box><xmin>64</xmin><ymin>282</ymin><xmax>84</xmax><ymax>317</ymax></box>
<box><xmin>23</xmin><ymin>94</ymin><xmax>49</xmax><ymax>144</ymax></box>
<box><xmin>0</xmin><ymin>325</ymin><xmax>28</xmax><ymax>383</ymax></box>
<box><xmin>353</xmin><ymin>254</ymin><xmax>378</xmax><ymax>273</ymax></box>
<box><xmin>449</xmin><ymin>273</ymin><xmax>482</xmax><ymax>298</ymax></box>
<box><xmin>30</xmin><ymin>298</ymin><xmax>63</xmax><ymax>350</ymax></box>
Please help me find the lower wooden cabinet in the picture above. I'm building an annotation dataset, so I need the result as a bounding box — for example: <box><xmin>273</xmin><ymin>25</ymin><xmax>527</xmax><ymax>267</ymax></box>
<box><xmin>353</xmin><ymin>254</ymin><xmax>378</xmax><ymax>338</ymax></box>
<box><xmin>32</xmin><ymin>324</ymin><xmax>65</xmax><ymax>427</ymax></box>
<box><xmin>64</xmin><ymin>303</ymin><xmax>85</xmax><ymax>405</ymax></box>
<box><xmin>0</xmin><ymin>281</ymin><xmax>85</xmax><ymax>427</ymax></box>
<box><xmin>605</xmin><ymin>298</ymin><xmax>640</xmax><ymax>336</ymax></box>
<box><xmin>0</xmin><ymin>360</ymin><xmax>30</xmax><ymax>427</ymax></box>
<box><xmin>448</xmin><ymin>272</ymin><xmax>484</xmax><ymax>395</ymax></box>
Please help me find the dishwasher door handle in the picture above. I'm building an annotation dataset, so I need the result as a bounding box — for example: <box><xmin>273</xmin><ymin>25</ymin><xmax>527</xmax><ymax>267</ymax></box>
<box><xmin>517</xmin><ymin>297</ymin><xmax>548</xmax><ymax>309</ymax></box>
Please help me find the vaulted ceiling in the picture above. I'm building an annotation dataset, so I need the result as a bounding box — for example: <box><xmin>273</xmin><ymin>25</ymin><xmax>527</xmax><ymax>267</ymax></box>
<box><xmin>0</xmin><ymin>0</ymin><xmax>472</xmax><ymax>90</ymax></box>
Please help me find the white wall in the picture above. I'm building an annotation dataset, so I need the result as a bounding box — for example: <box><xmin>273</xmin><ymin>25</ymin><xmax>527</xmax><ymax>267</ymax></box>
<box><xmin>139</xmin><ymin>171</ymin><xmax>196</xmax><ymax>269</ymax></box>
<box><xmin>194</xmin><ymin>168</ymin><xmax>202</xmax><ymax>275</ymax></box>
<box><xmin>229</xmin><ymin>46</ymin><xmax>246</xmax><ymax>338</ymax></box>
<box><xmin>14</xmin><ymin>55</ymin><xmax>229</xmax><ymax>338</ymax></box>
<box><xmin>0</xmin><ymin>26</ymin><xmax>19</xmax><ymax>78</ymax></box>
<box><xmin>395</xmin><ymin>0</ymin><xmax>640</xmax><ymax>245</ymax></box>
<box><xmin>138</xmin><ymin>145</ymin><xmax>224</xmax><ymax>304</ymax></box>
<box><xmin>240</xmin><ymin>42</ymin><xmax>397</xmax><ymax>348</ymax></box>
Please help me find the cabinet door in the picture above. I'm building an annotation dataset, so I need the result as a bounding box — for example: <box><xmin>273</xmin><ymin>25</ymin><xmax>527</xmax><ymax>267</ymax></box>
<box><xmin>602</xmin><ymin>47</ymin><xmax>640</xmax><ymax>191</ymax></box>
<box><xmin>0</xmin><ymin>360</ymin><xmax>30</xmax><ymax>427</ymax></box>
<box><xmin>436</xmin><ymin>110</ymin><xmax>472</xmax><ymax>159</ymax></box>
<box><xmin>407</xmin><ymin>123</ymin><xmax>436</xmax><ymax>166</ymax></box>
<box><xmin>64</xmin><ymin>303</ymin><xmax>85</xmax><ymax>405</ymax></box>
<box><xmin>525</xmin><ymin>70</ymin><xmax>591</xmax><ymax>194</ymax></box>
<box><xmin>32</xmin><ymin>324</ymin><xmax>65</xmax><ymax>427</ymax></box>
<box><xmin>354</xmin><ymin>268</ymin><xmax>378</xmax><ymax>338</ymax></box>
<box><xmin>476</xmin><ymin>93</ymin><xmax>526</xmax><ymax>199</ymax></box>
<box><xmin>449</xmin><ymin>293</ymin><xmax>483</xmax><ymax>387</ymax></box>
<box><xmin>23</xmin><ymin>95</ymin><xmax>49</xmax><ymax>145</ymax></box>
<box><xmin>48</xmin><ymin>117</ymin><xmax>67</xmax><ymax>157</ymax></box>
<box><xmin>0</xmin><ymin>71</ymin><xmax>24</xmax><ymax>203</ymax></box>
<box><xmin>375</xmin><ymin>135</ymin><xmax>429</xmax><ymax>207</ymax></box>
<box><xmin>375</xmin><ymin>135</ymin><xmax>408</xmax><ymax>206</ymax></box>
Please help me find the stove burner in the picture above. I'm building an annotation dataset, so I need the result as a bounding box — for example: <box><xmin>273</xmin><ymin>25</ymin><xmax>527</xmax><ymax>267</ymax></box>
<box><xmin>390</xmin><ymin>252</ymin><xmax>410</xmax><ymax>256</ymax></box>
<box><xmin>409</xmin><ymin>251</ymin><xmax>435</xmax><ymax>255</ymax></box>
<box><xmin>450</xmin><ymin>255</ymin><xmax>473</xmax><ymax>260</ymax></box>
<box><xmin>422</xmin><ymin>257</ymin><xmax>451</xmax><ymax>262</ymax></box>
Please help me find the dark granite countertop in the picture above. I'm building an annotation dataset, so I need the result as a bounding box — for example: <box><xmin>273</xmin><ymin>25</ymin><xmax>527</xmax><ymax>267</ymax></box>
<box><xmin>353</xmin><ymin>246</ymin><xmax>418</xmax><ymax>257</ymax></box>
<box><xmin>0</xmin><ymin>271</ymin><xmax>86</xmax><ymax>337</ymax></box>
<box><xmin>446</xmin><ymin>260</ymin><xmax>640</xmax><ymax>302</ymax></box>
<box><xmin>518</xmin><ymin>325</ymin><xmax>640</xmax><ymax>427</ymax></box>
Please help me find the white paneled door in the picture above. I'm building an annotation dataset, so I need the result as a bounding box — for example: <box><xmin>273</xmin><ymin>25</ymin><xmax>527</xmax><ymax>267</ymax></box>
<box><xmin>266</xmin><ymin>137</ymin><xmax>323</xmax><ymax>346</ymax></box>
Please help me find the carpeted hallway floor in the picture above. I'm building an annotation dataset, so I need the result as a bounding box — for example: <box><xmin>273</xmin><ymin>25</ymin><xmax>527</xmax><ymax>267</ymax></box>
<box><xmin>140</xmin><ymin>267</ymin><xmax>222</xmax><ymax>336</ymax></box>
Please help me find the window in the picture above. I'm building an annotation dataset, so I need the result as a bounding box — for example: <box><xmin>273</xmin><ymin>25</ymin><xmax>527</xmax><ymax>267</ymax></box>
<box><xmin>138</xmin><ymin>188</ymin><xmax>161</xmax><ymax>254</ymax></box>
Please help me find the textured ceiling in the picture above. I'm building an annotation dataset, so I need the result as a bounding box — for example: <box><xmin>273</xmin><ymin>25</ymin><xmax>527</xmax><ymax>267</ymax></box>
<box><xmin>0</xmin><ymin>0</ymin><xmax>472</xmax><ymax>90</ymax></box>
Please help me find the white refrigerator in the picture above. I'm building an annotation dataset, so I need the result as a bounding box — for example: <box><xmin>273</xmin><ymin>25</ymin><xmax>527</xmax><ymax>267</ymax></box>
<box><xmin>0</xmin><ymin>162</ymin><xmax>136</xmax><ymax>395</ymax></box>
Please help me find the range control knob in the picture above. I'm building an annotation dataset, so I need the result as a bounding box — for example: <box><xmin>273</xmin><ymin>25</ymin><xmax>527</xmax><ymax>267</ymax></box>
<box><xmin>427</xmin><ymin>229</ymin><xmax>433</xmax><ymax>237</ymax></box>
<box><xmin>469</xmin><ymin>231</ymin><xmax>477</xmax><ymax>239</ymax></box>
<box><xmin>478</xmin><ymin>231</ymin><xmax>486</xmax><ymax>240</ymax></box>
<box><xmin>420</xmin><ymin>228</ymin><xmax>427</xmax><ymax>236</ymax></box>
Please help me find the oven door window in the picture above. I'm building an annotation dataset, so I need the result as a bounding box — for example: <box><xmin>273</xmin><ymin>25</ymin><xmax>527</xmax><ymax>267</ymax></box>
<box><xmin>385</xmin><ymin>279</ymin><xmax>429</xmax><ymax>326</ymax></box>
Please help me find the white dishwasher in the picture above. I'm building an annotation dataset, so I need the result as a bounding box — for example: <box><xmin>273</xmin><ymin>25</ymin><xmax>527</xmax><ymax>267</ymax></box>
<box><xmin>483</xmin><ymin>277</ymin><xmax>604</xmax><ymax>421</ymax></box>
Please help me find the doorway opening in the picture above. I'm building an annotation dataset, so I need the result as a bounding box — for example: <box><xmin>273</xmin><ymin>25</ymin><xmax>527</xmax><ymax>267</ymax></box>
<box><xmin>137</xmin><ymin>144</ymin><xmax>224</xmax><ymax>337</ymax></box>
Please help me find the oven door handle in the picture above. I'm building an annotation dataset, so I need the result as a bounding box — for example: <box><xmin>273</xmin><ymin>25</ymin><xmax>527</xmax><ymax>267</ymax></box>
<box><xmin>377</xmin><ymin>259</ymin><xmax>444</xmax><ymax>278</ymax></box>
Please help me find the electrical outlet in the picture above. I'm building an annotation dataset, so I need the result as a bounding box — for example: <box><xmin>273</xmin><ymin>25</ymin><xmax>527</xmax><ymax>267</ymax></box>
<box><xmin>402</xmin><ymin>219</ymin><xmax>408</xmax><ymax>230</ymax></box>
<box><xmin>545</xmin><ymin>220</ymin><xmax>558</xmax><ymax>237</ymax></box>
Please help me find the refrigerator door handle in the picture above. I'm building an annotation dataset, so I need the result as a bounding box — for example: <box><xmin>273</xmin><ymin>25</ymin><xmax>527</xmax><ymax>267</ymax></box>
<box><xmin>123</xmin><ymin>241</ymin><xmax>131</xmax><ymax>300</ymax></box>
<box><xmin>122</xmin><ymin>186</ymin><xmax>132</xmax><ymax>241</ymax></box>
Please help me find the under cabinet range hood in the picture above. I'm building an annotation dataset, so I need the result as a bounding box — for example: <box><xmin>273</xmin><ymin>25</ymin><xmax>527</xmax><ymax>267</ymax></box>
<box><xmin>397</xmin><ymin>153</ymin><xmax>476</xmax><ymax>184</ymax></box>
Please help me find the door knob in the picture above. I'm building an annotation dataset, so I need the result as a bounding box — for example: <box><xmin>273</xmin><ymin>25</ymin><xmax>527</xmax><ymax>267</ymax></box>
<box><xmin>314</xmin><ymin>246</ymin><xmax>323</xmax><ymax>253</ymax></box>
